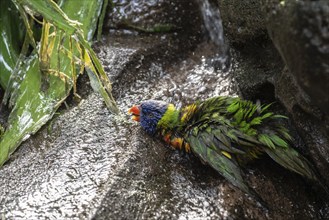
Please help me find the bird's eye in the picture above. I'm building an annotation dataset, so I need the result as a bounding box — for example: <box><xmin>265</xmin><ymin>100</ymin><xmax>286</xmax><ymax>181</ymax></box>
<box><xmin>148</xmin><ymin>113</ymin><xmax>154</xmax><ymax>118</ymax></box>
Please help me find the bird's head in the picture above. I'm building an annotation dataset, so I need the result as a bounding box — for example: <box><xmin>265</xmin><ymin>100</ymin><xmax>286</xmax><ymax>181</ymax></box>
<box><xmin>128</xmin><ymin>100</ymin><xmax>170</xmax><ymax>135</ymax></box>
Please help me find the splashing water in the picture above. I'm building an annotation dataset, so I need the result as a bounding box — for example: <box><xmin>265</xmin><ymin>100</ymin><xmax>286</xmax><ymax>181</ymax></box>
<box><xmin>197</xmin><ymin>0</ymin><xmax>226</xmax><ymax>48</ymax></box>
<box><xmin>197</xmin><ymin>0</ymin><xmax>229</xmax><ymax>70</ymax></box>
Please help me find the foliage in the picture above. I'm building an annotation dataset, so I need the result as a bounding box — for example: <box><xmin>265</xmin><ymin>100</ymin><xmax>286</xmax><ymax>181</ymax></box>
<box><xmin>0</xmin><ymin>0</ymin><xmax>118</xmax><ymax>166</ymax></box>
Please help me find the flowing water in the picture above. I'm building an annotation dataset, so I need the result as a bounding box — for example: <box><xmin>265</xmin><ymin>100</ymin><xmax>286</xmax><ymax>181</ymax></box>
<box><xmin>197</xmin><ymin>0</ymin><xmax>226</xmax><ymax>49</ymax></box>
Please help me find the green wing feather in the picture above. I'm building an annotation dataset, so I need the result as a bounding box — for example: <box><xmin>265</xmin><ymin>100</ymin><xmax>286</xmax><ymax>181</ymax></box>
<box><xmin>188</xmin><ymin>135</ymin><xmax>251</xmax><ymax>195</ymax></box>
<box><xmin>187</xmin><ymin>128</ymin><xmax>268</xmax><ymax>208</ymax></box>
<box><xmin>181</xmin><ymin>96</ymin><xmax>319</xmax><ymax>184</ymax></box>
<box><xmin>264</xmin><ymin>147</ymin><xmax>318</xmax><ymax>181</ymax></box>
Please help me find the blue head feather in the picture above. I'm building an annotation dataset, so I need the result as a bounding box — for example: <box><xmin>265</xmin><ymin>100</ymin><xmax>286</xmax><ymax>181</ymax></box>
<box><xmin>140</xmin><ymin>100</ymin><xmax>168</xmax><ymax>135</ymax></box>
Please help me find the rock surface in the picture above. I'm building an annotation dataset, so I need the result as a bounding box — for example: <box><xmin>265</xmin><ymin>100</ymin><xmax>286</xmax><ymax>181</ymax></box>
<box><xmin>217</xmin><ymin>0</ymin><xmax>267</xmax><ymax>43</ymax></box>
<box><xmin>1</xmin><ymin>0</ymin><xmax>329</xmax><ymax>219</ymax></box>
<box><xmin>263</xmin><ymin>0</ymin><xmax>329</xmax><ymax>185</ymax></box>
<box><xmin>264</xmin><ymin>0</ymin><xmax>329</xmax><ymax>114</ymax></box>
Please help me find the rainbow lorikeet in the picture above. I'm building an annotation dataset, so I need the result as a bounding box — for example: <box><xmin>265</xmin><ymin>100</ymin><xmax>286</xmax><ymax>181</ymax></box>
<box><xmin>128</xmin><ymin>96</ymin><xmax>319</xmax><ymax>201</ymax></box>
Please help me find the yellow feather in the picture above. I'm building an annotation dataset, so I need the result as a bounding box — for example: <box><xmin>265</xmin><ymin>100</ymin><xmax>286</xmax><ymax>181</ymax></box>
<box><xmin>221</xmin><ymin>151</ymin><xmax>232</xmax><ymax>159</ymax></box>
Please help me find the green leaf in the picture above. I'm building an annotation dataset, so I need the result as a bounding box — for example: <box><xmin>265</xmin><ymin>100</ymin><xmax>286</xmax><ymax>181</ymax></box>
<box><xmin>97</xmin><ymin>0</ymin><xmax>108</xmax><ymax>40</ymax></box>
<box><xmin>0</xmin><ymin>0</ymin><xmax>24</xmax><ymax>90</ymax></box>
<box><xmin>15</xmin><ymin>0</ymin><xmax>81</xmax><ymax>35</ymax></box>
<box><xmin>0</xmin><ymin>0</ymin><xmax>118</xmax><ymax>167</ymax></box>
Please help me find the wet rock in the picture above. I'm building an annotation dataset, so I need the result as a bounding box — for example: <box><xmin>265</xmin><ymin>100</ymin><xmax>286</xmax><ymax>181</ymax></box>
<box><xmin>262</xmin><ymin>0</ymin><xmax>329</xmax><ymax>185</ymax></box>
<box><xmin>231</xmin><ymin>42</ymin><xmax>284</xmax><ymax>102</ymax></box>
<box><xmin>263</xmin><ymin>0</ymin><xmax>329</xmax><ymax>114</ymax></box>
<box><xmin>216</xmin><ymin>0</ymin><xmax>267</xmax><ymax>43</ymax></box>
<box><xmin>99</xmin><ymin>0</ymin><xmax>203</xmax><ymax>99</ymax></box>
<box><xmin>105</xmin><ymin>0</ymin><xmax>201</xmax><ymax>35</ymax></box>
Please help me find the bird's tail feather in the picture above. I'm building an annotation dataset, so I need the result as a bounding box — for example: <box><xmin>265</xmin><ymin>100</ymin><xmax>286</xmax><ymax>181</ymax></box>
<box><xmin>261</xmin><ymin>146</ymin><xmax>329</xmax><ymax>197</ymax></box>
<box><xmin>264</xmin><ymin>147</ymin><xmax>318</xmax><ymax>181</ymax></box>
<box><xmin>210</xmin><ymin>156</ymin><xmax>269</xmax><ymax>210</ymax></box>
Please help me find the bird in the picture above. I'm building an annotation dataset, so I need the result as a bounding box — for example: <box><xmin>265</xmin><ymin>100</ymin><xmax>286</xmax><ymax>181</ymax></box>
<box><xmin>128</xmin><ymin>96</ymin><xmax>321</xmax><ymax>204</ymax></box>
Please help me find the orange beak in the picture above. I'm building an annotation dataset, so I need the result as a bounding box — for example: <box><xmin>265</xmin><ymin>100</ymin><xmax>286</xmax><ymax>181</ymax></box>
<box><xmin>128</xmin><ymin>105</ymin><xmax>140</xmax><ymax>122</ymax></box>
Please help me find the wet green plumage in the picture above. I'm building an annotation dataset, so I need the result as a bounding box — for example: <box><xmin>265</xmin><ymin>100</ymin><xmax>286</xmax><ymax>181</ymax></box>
<box><xmin>131</xmin><ymin>96</ymin><xmax>320</xmax><ymax>201</ymax></box>
<box><xmin>172</xmin><ymin>97</ymin><xmax>317</xmax><ymax>198</ymax></box>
